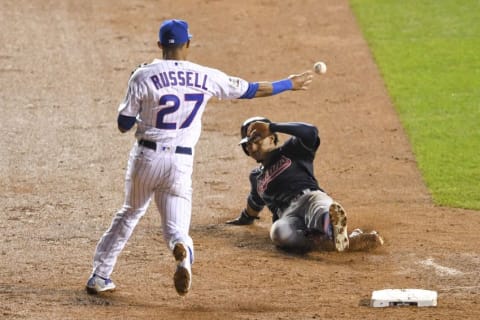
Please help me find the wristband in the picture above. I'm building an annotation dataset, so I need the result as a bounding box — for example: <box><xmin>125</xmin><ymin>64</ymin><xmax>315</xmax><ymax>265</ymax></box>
<box><xmin>272</xmin><ymin>79</ymin><xmax>293</xmax><ymax>95</ymax></box>
<box><xmin>242</xmin><ymin>209</ymin><xmax>259</xmax><ymax>220</ymax></box>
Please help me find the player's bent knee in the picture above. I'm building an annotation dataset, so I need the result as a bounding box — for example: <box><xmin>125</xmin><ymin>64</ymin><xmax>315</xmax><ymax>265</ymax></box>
<box><xmin>270</xmin><ymin>220</ymin><xmax>297</xmax><ymax>247</ymax></box>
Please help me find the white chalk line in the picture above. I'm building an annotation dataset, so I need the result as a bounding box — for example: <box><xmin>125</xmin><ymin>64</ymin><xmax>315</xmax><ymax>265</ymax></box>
<box><xmin>419</xmin><ymin>258</ymin><xmax>463</xmax><ymax>276</ymax></box>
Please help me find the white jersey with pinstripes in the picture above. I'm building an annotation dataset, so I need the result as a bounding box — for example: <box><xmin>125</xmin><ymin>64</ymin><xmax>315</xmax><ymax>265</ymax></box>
<box><xmin>118</xmin><ymin>59</ymin><xmax>249</xmax><ymax>147</ymax></box>
<box><xmin>90</xmin><ymin>59</ymin><xmax>252</xmax><ymax>279</ymax></box>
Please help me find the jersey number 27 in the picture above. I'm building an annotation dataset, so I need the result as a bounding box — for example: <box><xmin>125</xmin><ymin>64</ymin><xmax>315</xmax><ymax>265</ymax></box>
<box><xmin>156</xmin><ymin>93</ymin><xmax>204</xmax><ymax>129</ymax></box>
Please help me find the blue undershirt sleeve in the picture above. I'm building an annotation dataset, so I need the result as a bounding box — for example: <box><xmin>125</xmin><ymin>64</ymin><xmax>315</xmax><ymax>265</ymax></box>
<box><xmin>117</xmin><ymin>114</ymin><xmax>136</xmax><ymax>131</ymax></box>
<box><xmin>239</xmin><ymin>82</ymin><xmax>259</xmax><ymax>99</ymax></box>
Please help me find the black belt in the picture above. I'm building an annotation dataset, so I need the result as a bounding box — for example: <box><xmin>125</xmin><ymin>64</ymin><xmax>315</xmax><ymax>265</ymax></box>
<box><xmin>138</xmin><ymin>140</ymin><xmax>192</xmax><ymax>155</ymax></box>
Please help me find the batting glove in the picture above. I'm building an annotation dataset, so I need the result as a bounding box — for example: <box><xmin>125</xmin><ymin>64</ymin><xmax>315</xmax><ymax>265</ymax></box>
<box><xmin>226</xmin><ymin>209</ymin><xmax>259</xmax><ymax>225</ymax></box>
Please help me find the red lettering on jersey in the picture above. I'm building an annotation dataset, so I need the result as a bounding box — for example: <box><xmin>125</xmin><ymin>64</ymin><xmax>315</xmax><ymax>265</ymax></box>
<box><xmin>257</xmin><ymin>156</ymin><xmax>291</xmax><ymax>194</ymax></box>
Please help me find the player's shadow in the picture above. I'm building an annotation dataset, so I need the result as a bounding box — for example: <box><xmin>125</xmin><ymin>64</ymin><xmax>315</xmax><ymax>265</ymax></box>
<box><xmin>195</xmin><ymin>223</ymin><xmax>328</xmax><ymax>262</ymax></box>
<box><xmin>358</xmin><ymin>298</ymin><xmax>372</xmax><ymax>307</ymax></box>
<box><xmin>78</xmin><ymin>289</ymin><xmax>117</xmax><ymax>306</ymax></box>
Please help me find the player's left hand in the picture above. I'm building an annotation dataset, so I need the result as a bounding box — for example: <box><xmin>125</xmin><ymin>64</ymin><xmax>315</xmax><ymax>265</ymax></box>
<box><xmin>226</xmin><ymin>209</ymin><xmax>259</xmax><ymax>225</ymax></box>
<box><xmin>246</xmin><ymin>121</ymin><xmax>271</xmax><ymax>142</ymax></box>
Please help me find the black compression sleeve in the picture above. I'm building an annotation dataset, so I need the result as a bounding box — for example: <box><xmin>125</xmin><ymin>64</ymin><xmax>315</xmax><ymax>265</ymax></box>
<box><xmin>269</xmin><ymin>122</ymin><xmax>318</xmax><ymax>148</ymax></box>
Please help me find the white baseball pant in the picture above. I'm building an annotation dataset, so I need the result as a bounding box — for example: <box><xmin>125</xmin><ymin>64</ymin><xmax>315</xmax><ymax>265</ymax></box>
<box><xmin>91</xmin><ymin>143</ymin><xmax>194</xmax><ymax>278</ymax></box>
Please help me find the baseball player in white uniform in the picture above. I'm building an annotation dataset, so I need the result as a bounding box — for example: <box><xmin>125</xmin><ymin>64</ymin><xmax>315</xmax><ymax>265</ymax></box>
<box><xmin>86</xmin><ymin>19</ymin><xmax>313</xmax><ymax>296</ymax></box>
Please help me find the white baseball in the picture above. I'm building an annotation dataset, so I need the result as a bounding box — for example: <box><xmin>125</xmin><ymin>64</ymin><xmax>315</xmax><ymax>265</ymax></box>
<box><xmin>314</xmin><ymin>61</ymin><xmax>327</xmax><ymax>74</ymax></box>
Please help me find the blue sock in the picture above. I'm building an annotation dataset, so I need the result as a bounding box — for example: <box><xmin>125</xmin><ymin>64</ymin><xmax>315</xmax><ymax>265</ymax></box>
<box><xmin>321</xmin><ymin>212</ymin><xmax>333</xmax><ymax>239</ymax></box>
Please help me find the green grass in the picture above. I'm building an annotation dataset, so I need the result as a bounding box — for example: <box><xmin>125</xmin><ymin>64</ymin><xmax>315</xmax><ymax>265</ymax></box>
<box><xmin>349</xmin><ymin>0</ymin><xmax>480</xmax><ymax>210</ymax></box>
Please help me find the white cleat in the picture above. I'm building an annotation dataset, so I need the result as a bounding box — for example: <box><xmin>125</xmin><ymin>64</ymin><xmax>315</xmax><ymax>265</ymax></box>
<box><xmin>173</xmin><ymin>243</ymin><xmax>192</xmax><ymax>296</ymax></box>
<box><xmin>85</xmin><ymin>274</ymin><xmax>116</xmax><ymax>294</ymax></box>
<box><xmin>349</xmin><ymin>228</ymin><xmax>364</xmax><ymax>238</ymax></box>
<box><xmin>329</xmin><ymin>202</ymin><xmax>349</xmax><ymax>252</ymax></box>
<box><xmin>348</xmin><ymin>229</ymin><xmax>384</xmax><ymax>251</ymax></box>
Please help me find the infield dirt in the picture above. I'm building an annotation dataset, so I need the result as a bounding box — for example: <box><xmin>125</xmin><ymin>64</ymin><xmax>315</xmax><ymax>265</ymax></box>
<box><xmin>1</xmin><ymin>1</ymin><xmax>479</xmax><ymax>319</ymax></box>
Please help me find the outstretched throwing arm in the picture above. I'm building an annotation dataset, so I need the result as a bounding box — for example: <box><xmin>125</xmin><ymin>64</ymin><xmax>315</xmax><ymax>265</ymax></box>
<box><xmin>254</xmin><ymin>71</ymin><xmax>314</xmax><ymax>97</ymax></box>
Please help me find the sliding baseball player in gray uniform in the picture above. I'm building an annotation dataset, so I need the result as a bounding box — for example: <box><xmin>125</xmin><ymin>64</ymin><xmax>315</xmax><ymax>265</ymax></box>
<box><xmin>227</xmin><ymin>117</ymin><xmax>384</xmax><ymax>253</ymax></box>
<box><xmin>86</xmin><ymin>19</ymin><xmax>314</xmax><ymax>296</ymax></box>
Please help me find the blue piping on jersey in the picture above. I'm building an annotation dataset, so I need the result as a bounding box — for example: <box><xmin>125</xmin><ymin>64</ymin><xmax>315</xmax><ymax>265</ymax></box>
<box><xmin>239</xmin><ymin>82</ymin><xmax>259</xmax><ymax>99</ymax></box>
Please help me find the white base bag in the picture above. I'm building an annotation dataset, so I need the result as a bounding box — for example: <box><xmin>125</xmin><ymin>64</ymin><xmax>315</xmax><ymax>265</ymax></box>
<box><xmin>371</xmin><ymin>289</ymin><xmax>437</xmax><ymax>307</ymax></box>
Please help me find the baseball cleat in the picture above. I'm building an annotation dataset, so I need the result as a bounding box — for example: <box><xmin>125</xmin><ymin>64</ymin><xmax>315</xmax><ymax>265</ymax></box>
<box><xmin>173</xmin><ymin>242</ymin><xmax>192</xmax><ymax>296</ymax></box>
<box><xmin>85</xmin><ymin>274</ymin><xmax>116</xmax><ymax>294</ymax></box>
<box><xmin>348</xmin><ymin>229</ymin><xmax>384</xmax><ymax>251</ymax></box>
<box><xmin>329</xmin><ymin>202</ymin><xmax>349</xmax><ymax>252</ymax></box>
<box><xmin>349</xmin><ymin>228</ymin><xmax>364</xmax><ymax>238</ymax></box>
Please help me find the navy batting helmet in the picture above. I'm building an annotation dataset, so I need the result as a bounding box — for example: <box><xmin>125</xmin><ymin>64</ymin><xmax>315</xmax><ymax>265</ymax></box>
<box><xmin>239</xmin><ymin>116</ymin><xmax>278</xmax><ymax>156</ymax></box>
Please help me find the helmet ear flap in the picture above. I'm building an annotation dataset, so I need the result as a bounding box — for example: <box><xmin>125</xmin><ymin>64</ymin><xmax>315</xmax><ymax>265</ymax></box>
<box><xmin>241</xmin><ymin>143</ymin><xmax>250</xmax><ymax>156</ymax></box>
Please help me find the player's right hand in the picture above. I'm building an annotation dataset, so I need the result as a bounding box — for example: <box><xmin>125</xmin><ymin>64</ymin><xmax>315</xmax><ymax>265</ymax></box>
<box><xmin>289</xmin><ymin>70</ymin><xmax>314</xmax><ymax>90</ymax></box>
